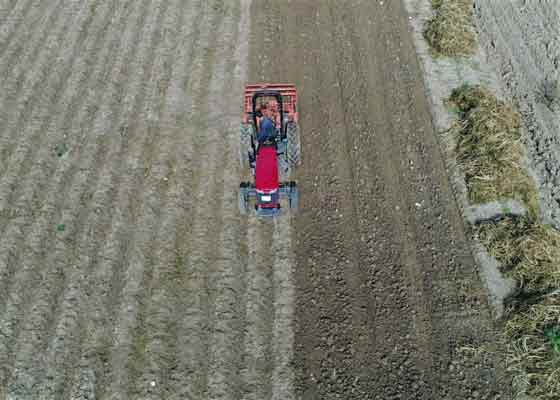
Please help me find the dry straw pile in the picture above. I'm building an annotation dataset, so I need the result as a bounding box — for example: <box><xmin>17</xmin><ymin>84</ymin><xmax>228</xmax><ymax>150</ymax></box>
<box><xmin>424</xmin><ymin>0</ymin><xmax>476</xmax><ymax>56</ymax></box>
<box><xmin>504</xmin><ymin>296</ymin><xmax>560</xmax><ymax>398</ymax></box>
<box><xmin>447</xmin><ymin>84</ymin><xmax>559</xmax><ymax>398</ymax></box>
<box><xmin>448</xmin><ymin>84</ymin><xmax>539</xmax><ymax>218</ymax></box>
<box><xmin>476</xmin><ymin>215</ymin><xmax>560</xmax><ymax>296</ymax></box>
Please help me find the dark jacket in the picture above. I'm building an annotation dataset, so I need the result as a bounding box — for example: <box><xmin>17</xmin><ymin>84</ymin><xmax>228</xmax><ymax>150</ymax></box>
<box><xmin>257</xmin><ymin>117</ymin><xmax>276</xmax><ymax>143</ymax></box>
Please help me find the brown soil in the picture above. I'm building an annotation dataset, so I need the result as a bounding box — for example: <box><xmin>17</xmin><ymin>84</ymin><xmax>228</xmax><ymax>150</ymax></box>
<box><xmin>249</xmin><ymin>1</ymin><xmax>511</xmax><ymax>399</ymax></box>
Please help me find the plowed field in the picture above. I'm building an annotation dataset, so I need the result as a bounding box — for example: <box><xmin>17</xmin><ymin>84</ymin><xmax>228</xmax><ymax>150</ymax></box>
<box><xmin>0</xmin><ymin>1</ymin><xmax>509</xmax><ymax>399</ymax></box>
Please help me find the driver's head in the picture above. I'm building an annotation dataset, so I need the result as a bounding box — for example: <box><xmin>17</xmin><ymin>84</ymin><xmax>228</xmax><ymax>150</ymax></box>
<box><xmin>262</xmin><ymin>106</ymin><xmax>273</xmax><ymax>118</ymax></box>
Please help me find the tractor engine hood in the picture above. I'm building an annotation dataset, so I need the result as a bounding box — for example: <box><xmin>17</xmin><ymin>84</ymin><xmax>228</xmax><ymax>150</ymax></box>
<box><xmin>255</xmin><ymin>145</ymin><xmax>279</xmax><ymax>191</ymax></box>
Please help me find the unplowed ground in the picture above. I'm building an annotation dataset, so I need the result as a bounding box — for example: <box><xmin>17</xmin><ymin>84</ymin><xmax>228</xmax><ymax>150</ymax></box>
<box><xmin>0</xmin><ymin>1</ymin><xmax>509</xmax><ymax>399</ymax></box>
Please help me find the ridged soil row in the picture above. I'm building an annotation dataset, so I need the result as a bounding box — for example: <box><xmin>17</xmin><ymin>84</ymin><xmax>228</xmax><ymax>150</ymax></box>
<box><xmin>0</xmin><ymin>0</ymin><xmax>135</xmax><ymax>330</ymax></box>
<box><xmin>102</xmin><ymin>0</ymin><xmax>244</xmax><ymax>397</ymax></box>
<box><xmin>288</xmin><ymin>3</ymin><xmax>400</xmax><ymax>397</ymax></box>
<box><xmin>270</xmin><ymin>217</ymin><xmax>296</xmax><ymax>400</ymax></box>
<box><xmin>35</xmin><ymin>0</ymin><xmax>189</xmax><ymax>398</ymax></box>
<box><xmin>65</xmin><ymin>0</ymin><xmax>211</xmax><ymax>397</ymax></box>
<box><xmin>0</xmin><ymin>0</ymin><xmax>120</xmax><ymax>391</ymax></box>
<box><xmin>128</xmin><ymin>0</ymin><xmax>250</xmax><ymax>398</ymax></box>
<box><xmin>0</xmin><ymin>0</ymin><xmax>38</xmax><ymax>56</ymax></box>
<box><xmin>0</xmin><ymin>0</ymin><xmax>104</xmax><ymax>232</ymax></box>
<box><xmin>120</xmin><ymin>2</ymin><xmax>200</xmax><ymax>399</ymax></box>
<box><xmin>0</xmin><ymin>0</ymin><xmax>159</xmax><ymax>397</ymax></box>
<box><xmin>0</xmin><ymin>0</ymin><xmax>100</xmax><ymax>212</ymax></box>
<box><xmin>144</xmin><ymin>1</ymin><xmax>226</xmax><ymax>397</ymax></box>
<box><xmin>2</xmin><ymin>2</ymin><xmax>130</xmax><ymax>223</ymax></box>
<box><xmin>63</xmin><ymin>0</ymin><xmax>173</xmax><ymax>397</ymax></box>
<box><xmin>0</xmin><ymin>0</ymin><xmax>135</xmax><ymax>358</ymax></box>
<box><xmin>0</xmin><ymin>0</ymin><xmax>68</xmax><ymax>164</ymax></box>
<box><xmin>204</xmin><ymin>2</ymin><xmax>252</xmax><ymax>399</ymax></box>
<box><xmin>162</xmin><ymin>2</ymin><xmax>246</xmax><ymax>398</ymax></box>
<box><xmin>0</xmin><ymin>0</ymin><xmax>55</xmax><ymax>83</ymax></box>
<box><xmin>62</xmin><ymin>1</ymin><xmax>198</xmax><ymax>394</ymax></box>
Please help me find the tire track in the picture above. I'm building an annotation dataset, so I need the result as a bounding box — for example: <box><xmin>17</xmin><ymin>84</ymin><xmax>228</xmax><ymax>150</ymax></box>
<box><xmin>270</xmin><ymin>217</ymin><xmax>295</xmax><ymax>400</ymax></box>
<box><xmin>242</xmin><ymin>218</ymin><xmax>275</xmax><ymax>400</ymax></box>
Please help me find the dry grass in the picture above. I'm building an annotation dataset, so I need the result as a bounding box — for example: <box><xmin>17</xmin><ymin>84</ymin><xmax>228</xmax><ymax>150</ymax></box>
<box><xmin>448</xmin><ymin>84</ymin><xmax>540</xmax><ymax>218</ymax></box>
<box><xmin>476</xmin><ymin>215</ymin><xmax>560</xmax><ymax>296</ymax></box>
<box><xmin>423</xmin><ymin>0</ymin><xmax>476</xmax><ymax>56</ymax></box>
<box><xmin>504</xmin><ymin>296</ymin><xmax>560</xmax><ymax>399</ymax></box>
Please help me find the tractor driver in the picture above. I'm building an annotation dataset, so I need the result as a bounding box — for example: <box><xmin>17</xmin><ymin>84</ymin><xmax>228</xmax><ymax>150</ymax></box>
<box><xmin>257</xmin><ymin>103</ymin><xmax>277</xmax><ymax>144</ymax></box>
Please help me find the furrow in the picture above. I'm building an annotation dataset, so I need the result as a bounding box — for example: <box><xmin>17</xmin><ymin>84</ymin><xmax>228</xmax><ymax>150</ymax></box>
<box><xmin>0</xmin><ymin>0</ymin><xmax>37</xmax><ymax>56</ymax></box>
<box><xmin>0</xmin><ymin>0</ymin><xmax>66</xmax><ymax>159</ymax></box>
<box><xmin>242</xmin><ymin>218</ymin><xmax>275</xmax><ymax>400</ymax></box>
<box><xmin>270</xmin><ymin>217</ymin><xmax>295</xmax><ymax>400</ymax></box>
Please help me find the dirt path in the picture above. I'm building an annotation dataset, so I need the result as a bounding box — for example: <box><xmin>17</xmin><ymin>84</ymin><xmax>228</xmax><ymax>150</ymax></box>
<box><xmin>0</xmin><ymin>0</ymin><xmax>510</xmax><ymax>399</ymax></box>
<box><xmin>249</xmin><ymin>1</ymin><xmax>510</xmax><ymax>398</ymax></box>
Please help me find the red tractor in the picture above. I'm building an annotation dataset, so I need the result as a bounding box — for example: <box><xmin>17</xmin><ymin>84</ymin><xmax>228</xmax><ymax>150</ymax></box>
<box><xmin>239</xmin><ymin>84</ymin><xmax>300</xmax><ymax>216</ymax></box>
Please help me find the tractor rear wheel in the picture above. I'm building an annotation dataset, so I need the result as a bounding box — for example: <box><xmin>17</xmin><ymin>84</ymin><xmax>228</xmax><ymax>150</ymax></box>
<box><xmin>240</xmin><ymin>123</ymin><xmax>252</xmax><ymax>168</ymax></box>
<box><xmin>287</xmin><ymin>122</ymin><xmax>300</xmax><ymax>167</ymax></box>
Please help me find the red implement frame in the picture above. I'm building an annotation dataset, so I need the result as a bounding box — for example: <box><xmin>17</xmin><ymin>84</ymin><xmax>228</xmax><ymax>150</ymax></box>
<box><xmin>243</xmin><ymin>83</ymin><xmax>298</xmax><ymax>123</ymax></box>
